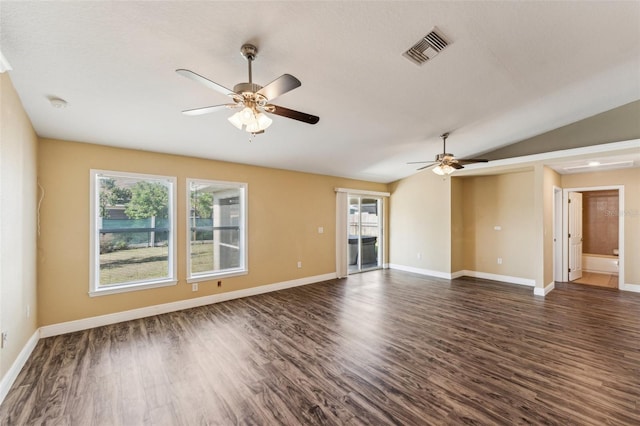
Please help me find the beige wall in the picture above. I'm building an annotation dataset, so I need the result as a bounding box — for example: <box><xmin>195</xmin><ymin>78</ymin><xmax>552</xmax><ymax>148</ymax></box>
<box><xmin>543</xmin><ymin>166</ymin><xmax>561</xmax><ymax>286</ymax></box>
<box><xmin>389</xmin><ymin>169</ymin><xmax>538</xmax><ymax>282</ymax></box>
<box><xmin>460</xmin><ymin>171</ymin><xmax>537</xmax><ymax>281</ymax></box>
<box><xmin>0</xmin><ymin>73</ymin><xmax>38</xmax><ymax>379</ymax></box>
<box><xmin>37</xmin><ymin>139</ymin><xmax>388</xmax><ymax>325</ymax></box>
<box><xmin>561</xmin><ymin>168</ymin><xmax>640</xmax><ymax>285</ymax></box>
<box><xmin>450</xmin><ymin>177</ymin><xmax>464</xmax><ymax>272</ymax></box>
<box><xmin>388</xmin><ymin>171</ymin><xmax>451</xmax><ymax>273</ymax></box>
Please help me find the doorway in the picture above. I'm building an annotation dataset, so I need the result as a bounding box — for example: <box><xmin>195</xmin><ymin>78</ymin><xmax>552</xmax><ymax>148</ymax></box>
<box><xmin>348</xmin><ymin>195</ymin><xmax>382</xmax><ymax>274</ymax></box>
<box><xmin>561</xmin><ymin>186</ymin><xmax>623</xmax><ymax>289</ymax></box>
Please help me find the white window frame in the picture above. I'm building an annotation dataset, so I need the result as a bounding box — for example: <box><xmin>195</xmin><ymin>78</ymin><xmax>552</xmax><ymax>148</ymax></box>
<box><xmin>89</xmin><ymin>170</ymin><xmax>177</xmax><ymax>297</ymax></box>
<box><xmin>186</xmin><ymin>178</ymin><xmax>248</xmax><ymax>283</ymax></box>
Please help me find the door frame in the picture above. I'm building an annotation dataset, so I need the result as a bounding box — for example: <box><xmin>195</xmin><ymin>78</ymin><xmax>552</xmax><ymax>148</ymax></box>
<box><xmin>561</xmin><ymin>185</ymin><xmax>624</xmax><ymax>286</ymax></box>
<box><xmin>553</xmin><ymin>186</ymin><xmax>563</xmax><ymax>282</ymax></box>
<box><xmin>567</xmin><ymin>192</ymin><xmax>584</xmax><ymax>281</ymax></box>
<box><xmin>335</xmin><ymin>187</ymin><xmax>389</xmax><ymax>278</ymax></box>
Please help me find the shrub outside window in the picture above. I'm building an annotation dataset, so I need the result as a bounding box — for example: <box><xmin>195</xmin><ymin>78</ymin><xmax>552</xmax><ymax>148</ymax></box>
<box><xmin>187</xmin><ymin>179</ymin><xmax>247</xmax><ymax>282</ymax></box>
<box><xmin>90</xmin><ymin>170</ymin><xmax>177</xmax><ymax>296</ymax></box>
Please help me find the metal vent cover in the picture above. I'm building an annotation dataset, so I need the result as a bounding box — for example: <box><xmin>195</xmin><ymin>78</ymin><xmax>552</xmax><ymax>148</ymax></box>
<box><xmin>403</xmin><ymin>28</ymin><xmax>449</xmax><ymax>65</ymax></box>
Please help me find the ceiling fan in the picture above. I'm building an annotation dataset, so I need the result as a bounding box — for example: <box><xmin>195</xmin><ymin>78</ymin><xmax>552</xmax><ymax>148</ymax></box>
<box><xmin>176</xmin><ymin>43</ymin><xmax>319</xmax><ymax>135</ymax></box>
<box><xmin>408</xmin><ymin>132</ymin><xmax>488</xmax><ymax>175</ymax></box>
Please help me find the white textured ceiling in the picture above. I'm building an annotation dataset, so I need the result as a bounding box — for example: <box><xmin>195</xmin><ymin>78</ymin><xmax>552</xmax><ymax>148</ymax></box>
<box><xmin>2</xmin><ymin>1</ymin><xmax>639</xmax><ymax>183</ymax></box>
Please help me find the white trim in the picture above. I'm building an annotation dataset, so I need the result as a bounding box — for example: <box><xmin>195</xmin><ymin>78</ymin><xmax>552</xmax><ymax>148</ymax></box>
<box><xmin>534</xmin><ymin>281</ymin><xmax>555</xmax><ymax>296</ymax></box>
<box><xmin>456</xmin><ymin>139</ymin><xmax>640</xmax><ymax>175</ymax></box>
<box><xmin>187</xmin><ymin>270</ymin><xmax>248</xmax><ymax>284</ymax></box>
<box><xmin>41</xmin><ymin>272</ymin><xmax>336</xmax><ymax>338</ymax></box>
<box><xmin>389</xmin><ymin>265</ymin><xmax>537</xmax><ymax>288</ymax></box>
<box><xmin>389</xmin><ymin>264</ymin><xmax>452</xmax><ymax>279</ymax></box>
<box><xmin>336</xmin><ymin>191</ymin><xmax>348</xmax><ymax>278</ymax></box>
<box><xmin>460</xmin><ymin>270</ymin><xmax>536</xmax><ymax>287</ymax></box>
<box><xmin>0</xmin><ymin>50</ymin><xmax>12</xmax><ymax>73</ymax></box>
<box><xmin>334</xmin><ymin>187</ymin><xmax>390</xmax><ymax>197</ymax></box>
<box><xmin>450</xmin><ymin>270</ymin><xmax>466</xmax><ymax>279</ymax></box>
<box><xmin>0</xmin><ymin>330</ymin><xmax>39</xmax><ymax>405</ymax></box>
<box><xmin>89</xmin><ymin>279</ymin><xmax>177</xmax><ymax>297</ymax></box>
<box><xmin>553</xmin><ymin>186</ymin><xmax>563</xmax><ymax>282</ymax></box>
<box><xmin>620</xmin><ymin>283</ymin><xmax>640</xmax><ymax>293</ymax></box>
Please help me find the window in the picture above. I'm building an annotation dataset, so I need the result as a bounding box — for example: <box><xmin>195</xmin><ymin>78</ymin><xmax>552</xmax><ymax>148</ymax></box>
<box><xmin>187</xmin><ymin>179</ymin><xmax>247</xmax><ymax>282</ymax></box>
<box><xmin>90</xmin><ymin>170</ymin><xmax>177</xmax><ymax>296</ymax></box>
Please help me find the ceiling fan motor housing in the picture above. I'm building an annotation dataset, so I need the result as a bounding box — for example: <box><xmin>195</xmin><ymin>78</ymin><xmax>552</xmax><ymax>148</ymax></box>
<box><xmin>233</xmin><ymin>82</ymin><xmax>263</xmax><ymax>94</ymax></box>
<box><xmin>436</xmin><ymin>153</ymin><xmax>454</xmax><ymax>161</ymax></box>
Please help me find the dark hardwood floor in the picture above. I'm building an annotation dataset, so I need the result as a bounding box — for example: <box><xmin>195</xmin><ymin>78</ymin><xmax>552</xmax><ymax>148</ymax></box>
<box><xmin>2</xmin><ymin>270</ymin><xmax>639</xmax><ymax>425</ymax></box>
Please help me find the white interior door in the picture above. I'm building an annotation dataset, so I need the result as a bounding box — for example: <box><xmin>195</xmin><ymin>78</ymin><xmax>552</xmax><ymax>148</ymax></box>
<box><xmin>568</xmin><ymin>192</ymin><xmax>583</xmax><ymax>281</ymax></box>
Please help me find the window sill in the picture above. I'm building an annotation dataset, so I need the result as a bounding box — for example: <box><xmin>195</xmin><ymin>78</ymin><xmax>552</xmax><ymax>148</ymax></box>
<box><xmin>89</xmin><ymin>279</ymin><xmax>178</xmax><ymax>297</ymax></box>
<box><xmin>187</xmin><ymin>269</ymin><xmax>248</xmax><ymax>284</ymax></box>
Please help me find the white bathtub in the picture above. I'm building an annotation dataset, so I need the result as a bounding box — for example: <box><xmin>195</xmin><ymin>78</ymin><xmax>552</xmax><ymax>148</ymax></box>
<box><xmin>582</xmin><ymin>253</ymin><xmax>619</xmax><ymax>275</ymax></box>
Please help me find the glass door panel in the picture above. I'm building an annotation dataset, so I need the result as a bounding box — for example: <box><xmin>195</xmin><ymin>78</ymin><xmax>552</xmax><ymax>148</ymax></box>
<box><xmin>348</xmin><ymin>195</ymin><xmax>382</xmax><ymax>274</ymax></box>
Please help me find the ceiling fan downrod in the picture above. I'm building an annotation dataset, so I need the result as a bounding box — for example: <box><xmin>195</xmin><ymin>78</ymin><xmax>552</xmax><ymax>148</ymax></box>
<box><xmin>441</xmin><ymin>132</ymin><xmax>449</xmax><ymax>155</ymax></box>
<box><xmin>241</xmin><ymin>44</ymin><xmax>257</xmax><ymax>84</ymax></box>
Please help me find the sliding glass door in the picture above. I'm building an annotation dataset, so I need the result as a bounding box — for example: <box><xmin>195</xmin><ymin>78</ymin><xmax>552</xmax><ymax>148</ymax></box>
<box><xmin>348</xmin><ymin>196</ymin><xmax>382</xmax><ymax>274</ymax></box>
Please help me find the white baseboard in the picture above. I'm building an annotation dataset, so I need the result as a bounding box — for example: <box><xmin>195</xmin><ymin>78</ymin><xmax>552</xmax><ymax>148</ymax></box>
<box><xmin>459</xmin><ymin>270</ymin><xmax>536</xmax><ymax>287</ymax></box>
<box><xmin>534</xmin><ymin>281</ymin><xmax>555</xmax><ymax>296</ymax></box>
<box><xmin>40</xmin><ymin>272</ymin><xmax>336</xmax><ymax>338</ymax></box>
<box><xmin>620</xmin><ymin>283</ymin><xmax>640</xmax><ymax>293</ymax></box>
<box><xmin>388</xmin><ymin>264</ymin><xmax>452</xmax><ymax>279</ymax></box>
<box><xmin>0</xmin><ymin>330</ymin><xmax>39</xmax><ymax>406</ymax></box>
<box><xmin>388</xmin><ymin>265</ymin><xmax>537</xmax><ymax>289</ymax></box>
<box><xmin>450</xmin><ymin>270</ymin><xmax>466</xmax><ymax>279</ymax></box>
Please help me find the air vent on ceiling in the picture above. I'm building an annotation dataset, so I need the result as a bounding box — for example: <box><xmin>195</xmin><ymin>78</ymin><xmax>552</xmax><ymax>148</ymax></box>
<box><xmin>403</xmin><ymin>28</ymin><xmax>449</xmax><ymax>65</ymax></box>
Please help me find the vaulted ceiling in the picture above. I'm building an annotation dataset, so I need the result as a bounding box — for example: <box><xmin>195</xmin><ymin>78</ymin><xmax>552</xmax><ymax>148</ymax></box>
<box><xmin>2</xmin><ymin>1</ymin><xmax>639</xmax><ymax>182</ymax></box>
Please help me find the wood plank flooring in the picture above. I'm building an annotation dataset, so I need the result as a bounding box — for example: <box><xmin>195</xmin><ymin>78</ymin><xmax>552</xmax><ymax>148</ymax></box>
<box><xmin>2</xmin><ymin>270</ymin><xmax>639</xmax><ymax>425</ymax></box>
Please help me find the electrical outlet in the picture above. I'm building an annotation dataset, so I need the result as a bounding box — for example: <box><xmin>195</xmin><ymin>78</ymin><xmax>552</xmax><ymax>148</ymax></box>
<box><xmin>192</xmin><ymin>283</ymin><xmax>198</xmax><ymax>292</ymax></box>
<box><xmin>497</xmin><ymin>258</ymin><xmax>503</xmax><ymax>265</ymax></box>
<box><xmin>417</xmin><ymin>252</ymin><xmax>422</xmax><ymax>259</ymax></box>
<box><xmin>318</xmin><ymin>226</ymin><xmax>324</xmax><ymax>234</ymax></box>
<box><xmin>26</xmin><ymin>305</ymin><xmax>30</xmax><ymax>319</ymax></box>
<box><xmin>297</xmin><ymin>261</ymin><xmax>302</xmax><ymax>268</ymax></box>
<box><xmin>1</xmin><ymin>332</ymin><xmax>7</xmax><ymax>348</ymax></box>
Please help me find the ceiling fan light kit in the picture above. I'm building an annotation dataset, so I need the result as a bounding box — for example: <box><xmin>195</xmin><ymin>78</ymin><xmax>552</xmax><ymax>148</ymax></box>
<box><xmin>432</xmin><ymin>164</ymin><xmax>454</xmax><ymax>175</ymax></box>
<box><xmin>177</xmin><ymin>43</ymin><xmax>319</xmax><ymax>136</ymax></box>
<box><xmin>227</xmin><ymin>107</ymin><xmax>273</xmax><ymax>132</ymax></box>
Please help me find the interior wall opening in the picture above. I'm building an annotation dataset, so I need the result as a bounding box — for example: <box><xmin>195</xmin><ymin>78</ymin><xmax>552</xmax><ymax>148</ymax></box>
<box><xmin>562</xmin><ymin>186</ymin><xmax>622</xmax><ymax>289</ymax></box>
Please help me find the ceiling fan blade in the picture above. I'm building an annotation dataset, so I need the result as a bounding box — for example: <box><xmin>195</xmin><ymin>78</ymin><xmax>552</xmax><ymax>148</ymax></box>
<box><xmin>451</xmin><ymin>163</ymin><xmax>465</xmax><ymax>170</ymax></box>
<box><xmin>417</xmin><ymin>162</ymin><xmax>438</xmax><ymax>171</ymax></box>
<box><xmin>176</xmin><ymin>69</ymin><xmax>237</xmax><ymax>97</ymax></box>
<box><xmin>182</xmin><ymin>104</ymin><xmax>234</xmax><ymax>116</ymax></box>
<box><xmin>257</xmin><ymin>74</ymin><xmax>301</xmax><ymax>101</ymax></box>
<box><xmin>456</xmin><ymin>158</ymin><xmax>489</xmax><ymax>165</ymax></box>
<box><xmin>267</xmin><ymin>104</ymin><xmax>319</xmax><ymax>124</ymax></box>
